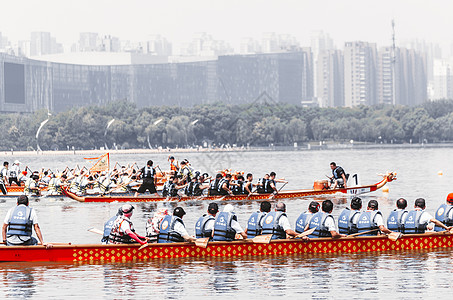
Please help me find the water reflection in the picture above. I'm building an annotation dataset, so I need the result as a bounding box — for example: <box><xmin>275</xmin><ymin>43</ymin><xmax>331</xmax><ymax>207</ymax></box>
<box><xmin>1</xmin><ymin>266</ymin><xmax>36</xmax><ymax>298</ymax></box>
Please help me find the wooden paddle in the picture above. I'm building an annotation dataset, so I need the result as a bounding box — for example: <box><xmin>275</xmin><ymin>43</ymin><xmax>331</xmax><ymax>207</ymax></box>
<box><xmin>387</xmin><ymin>232</ymin><xmax>402</xmax><ymax>241</ymax></box>
<box><xmin>139</xmin><ymin>237</ymin><xmax>209</xmax><ymax>251</ymax></box>
<box><xmin>248</xmin><ymin>234</ymin><xmax>273</xmax><ymax>244</ymax></box>
<box><xmin>347</xmin><ymin>229</ymin><xmax>379</xmax><ymax>237</ymax></box>
<box><xmin>294</xmin><ymin>227</ymin><xmax>316</xmax><ymax>238</ymax></box>
<box><xmin>88</xmin><ymin>228</ymin><xmax>103</xmax><ymax>235</ymax></box>
<box><xmin>269</xmin><ymin>182</ymin><xmax>288</xmax><ymax>200</ymax></box>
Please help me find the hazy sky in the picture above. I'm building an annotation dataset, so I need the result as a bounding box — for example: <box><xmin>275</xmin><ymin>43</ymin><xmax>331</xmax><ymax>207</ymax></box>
<box><xmin>1</xmin><ymin>0</ymin><xmax>452</xmax><ymax>50</ymax></box>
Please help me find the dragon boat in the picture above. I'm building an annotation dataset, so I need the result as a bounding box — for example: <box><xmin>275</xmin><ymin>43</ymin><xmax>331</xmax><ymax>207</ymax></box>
<box><xmin>61</xmin><ymin>172</ymin><xmax>396</xmax><ymax>203</ymax></box>
<box><xmin>0</xmin><ymin>230</ymin><xmax>451</xmax><ymax>263</ymax></box>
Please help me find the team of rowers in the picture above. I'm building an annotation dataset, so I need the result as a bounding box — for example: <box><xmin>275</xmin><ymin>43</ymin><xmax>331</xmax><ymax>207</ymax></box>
<box><xmin>101</xmin><ymin>194</ymin><xmax>453</xmax><ymax>246</ymax></box>
<box><xmin>0</xmin><ymin>156</ymin><xmax>303</xmax><ymax>198</ymax></box>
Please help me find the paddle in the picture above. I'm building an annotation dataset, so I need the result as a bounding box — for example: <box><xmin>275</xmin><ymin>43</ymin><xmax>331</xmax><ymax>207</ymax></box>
<box><xmin>247</xmin><ymin>234</ymin><xmax>273</xmax><ymax>244</ymax></box>
<box><xmin>347</xmin><ymin>229</ymin><xmax>379</xmax><ymax>237</ymax></box>
<box><xmin>88</xmin><ymin>227</ymin><xmax>103</xmax><ymax>235</ymax></box>
<box><xmin>294</xmin><ymin>227</ymin><xmax>316</xmax><ymax>238</ymax></box>
<box><xmin>387</xmin><ymin>232</ymin><xmax>402</xmax><ymax>241</ymax></box>
<box><xmin>269</xmin><ymin>182</ymin><xmax>288</xmax><ymax>200</ymax></box>
<box><xmin>139</xmin><ymin>237</ymin><xmax>209</xmax><ymax>251</ymax></box>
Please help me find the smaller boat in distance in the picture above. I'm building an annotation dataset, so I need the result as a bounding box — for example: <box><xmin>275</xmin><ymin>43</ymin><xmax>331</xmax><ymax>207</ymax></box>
<box><xmin>62</xmin><ymin>172</ymin><xmax>396</xmax><ymax>203</ymax></box>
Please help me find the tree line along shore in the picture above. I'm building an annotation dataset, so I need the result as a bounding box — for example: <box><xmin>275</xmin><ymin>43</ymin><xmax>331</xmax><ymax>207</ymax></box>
<box><xmin>2</xmin><ymin>99</ymin><xmax>453</xmax><ymax>151</ymax></box>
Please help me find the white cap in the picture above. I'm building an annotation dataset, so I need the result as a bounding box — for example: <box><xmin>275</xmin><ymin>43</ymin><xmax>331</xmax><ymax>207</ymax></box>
<box><xmin>223</xmin><ymin>204</ymin><xmax>234</xmax><ymax>213</ymax></box>
<box><xmin>14</xmin><ymin>160</ymin><xmax>20</xmax><ymax>165</ymax></box>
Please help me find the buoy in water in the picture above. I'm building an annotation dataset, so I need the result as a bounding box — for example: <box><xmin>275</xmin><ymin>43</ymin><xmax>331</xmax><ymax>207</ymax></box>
<box><xmin>438</xmin><ymin>171</ymin><xmax>443</xmax><ymax>176</ymax></box>
<box><xmin>382</xmin><ymin>187</ymin><xmax>389</xmax><ymax>193</ymax></box>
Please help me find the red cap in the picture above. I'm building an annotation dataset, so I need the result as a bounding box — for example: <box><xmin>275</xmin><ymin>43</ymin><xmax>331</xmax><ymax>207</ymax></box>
<box><xmin>447</xmin><ymin>193</ymin><xmax>453</xmax><ymax>204</ymax></box>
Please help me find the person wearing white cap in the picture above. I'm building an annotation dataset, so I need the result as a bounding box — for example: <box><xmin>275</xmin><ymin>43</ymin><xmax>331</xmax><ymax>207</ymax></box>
<box><xmin>108</xmin><ymin>204</ymin><xmax>147</xmax><ymax>245</ymax></box>
<box><xmin>212</xmin><ymin>204</ymin><xmax>247</xmax><ymax>241</ymax></box>
<box><xmin>8</xmin><ymin>160</ymin><xmax>21</xmax><ymax>186</ymax></box>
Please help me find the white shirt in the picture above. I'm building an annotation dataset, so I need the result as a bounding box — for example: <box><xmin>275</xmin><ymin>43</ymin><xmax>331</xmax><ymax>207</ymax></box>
<box><xmin>324</xmin><ymin>215</ymin><xmax>337</xmax><ymax>232</ymax></box>
<box><xmin>205</xmin><ymin>218</ymin><xmax>215</xmax><ymax>232</ymax></box>
<box><xmin>3</xmin><ymin>205</ymin><xmax>38</xmax><ymax>244</ymax></box>
<box><xmin>231</xmin><ymin>219</ymin><xmax>244</xmax><ymax>234</ymax></box>
<box><xmin>278</xmin><ymin>214</ymin><xmax>292</xmax><ymax>231</ymax></box>
<box><xmin>374</xmin><ymin>212</ymin><xmax>385</xmax><ymax>227</ymax></box>
<box><xmin>174</xmin><ymin>220</ymin><xmax>190</xmax><ymax>237</ymax></box>
<box><xmin>418</xmin><ymin>209</ymin><xmax>434</xmax><ymax>230</ymax></box>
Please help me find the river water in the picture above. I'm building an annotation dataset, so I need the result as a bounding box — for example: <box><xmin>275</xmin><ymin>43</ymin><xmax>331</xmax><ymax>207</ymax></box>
<box><xmin>0</xmin><ymin>148</ymin><xmax>452</xmax><ymax>299</ymax></box>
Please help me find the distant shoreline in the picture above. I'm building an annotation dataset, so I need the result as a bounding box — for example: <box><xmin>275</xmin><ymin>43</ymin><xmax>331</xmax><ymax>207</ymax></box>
<box><xmin>1</xmin><ymin>142</ymin><xmax>452</xmax><ymax>157</ymax></box>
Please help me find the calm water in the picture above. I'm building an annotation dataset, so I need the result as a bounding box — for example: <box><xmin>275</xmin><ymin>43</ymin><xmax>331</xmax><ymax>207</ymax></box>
<box><xmin>1</xmin><ymin>148</ymin><xmax>453</xmax><ymax>299</ymax></box>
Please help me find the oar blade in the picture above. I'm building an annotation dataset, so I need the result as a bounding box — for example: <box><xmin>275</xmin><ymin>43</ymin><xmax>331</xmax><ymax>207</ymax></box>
<box><xmin>88</xmin><ymin>228</ymin><xmax>104</xmax><ymax>235</ymax></box>
<box><xmin>295</xmin><ymin>227</ymin><xmax>316</xmax><ymax>238</ymax></box>
<box><xmin>139</xmin><ymin>243</ymin><xmax>149</xmax><ymax>251</ymax></box>
<box><xmin>387</xmin><ymin>232</ymin><xmax>402</xmax><ymax>241</ymax></box>
<box><xmin>195</xmin><ymin>238</ymin><xmax>209</xmax><ymax>248</ymax></box>
<box><xmin>252</xmin><ymin>234</ymin><xmax>272</xmax><ymax>244</ymax></box>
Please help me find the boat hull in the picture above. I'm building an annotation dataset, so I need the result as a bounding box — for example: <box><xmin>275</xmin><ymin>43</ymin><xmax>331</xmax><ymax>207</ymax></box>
<box><xmin>62</xmin><ymin>178</ymin><xmax>389</xmax><ymax>203</ymax></box>
<box><xmin>1</xmin><ymin>232</ymin><xmax>451</xmax><ymax>263</ymax></box>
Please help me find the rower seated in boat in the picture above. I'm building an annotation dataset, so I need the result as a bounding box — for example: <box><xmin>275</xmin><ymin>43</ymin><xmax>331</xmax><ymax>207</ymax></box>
<box><xmin>208</xmin><ymin>174</ymin><xmax>223</xmax><ymax>196</ymax></box>
<box><xmin>195</xmin><ymin>203</ymin><xmax>219</xmax><ymax>240</ymax></box>
<box><xmin>217</xmin><ymin>174</ymin><xmax>234</xmax><ymax>196</ymax></box>
<box><xmin>108</xmin><ymin>204</ymin><xmax>147</xmax><ymax>245</ymax></box>
<box><xmin>256</xmin><ymin>174</ymin><xmax>269</xmax><ymax>194</ymax></box>
<box><xmin>357</xmin><ymin>200</ymin><xmax>393</xmax><ymax>236</ymax></box>
<box><xmin>146</xmin><ymin>208</ymin><xmax>169</xmax><ymax>243</ymax></box>
<box><xmin>102</xmin><ymin>207</ymin><xmax>123</xmax><ymax>244</ymax></box>
<box><xmin>337</xmin><ymin>197</ymin><xmax>362</xmax><ymax>235</ymax></box>
<box><xmin>2</xmin><ymin>195</ymin><xmax>52</xmax><ymax>248</ymax></box>
<box><xmin>212</xmin><ymin>204</ymin><xmax>247</xmax><ymax>241</ymax></box>
<box><xmin>162</xmin><ymin>176</ymin><xmax>186</xmax><ymax>197</ymax></box>
<box><xmin>24</xmin><ymin>175</ymin><xmax>40</xmax><ymax>196</ymax></box>
<box><xmin>306</xmin><ymin>200</ymin><xmax>345</xmax><ymax>239</ymax></box>
<box><xmin>243</xmin><ymin>173</ymin><xmax>255</xmax><ymax>195</ymax></box>
<box><xmin>434</xmin><ymin>193</ymin><xmax>453</xmax><ymax>231</ymax></box>
<box><xmin>46</xmin><ymin>174</ymin><xmax>68</xmax><ymax>196</ymax></box>
<box><xmin>387</xmin><ymin>198</ymin><xmax>408</xmax><ymax>232</ymax></box>
<box><xmin>158</xmin><ymin>207</ymin><xmax>196</xmax><ymax>243</ymax></box>
<box><xmin>295</xmin><ymin>201</ymin><xmax>320</xmax><ymax>234</ymax></box>
<box><xmin>261</xmin><ymin>202</ymin><xmax>301</xmax><ymax>240</ymax></box>
<box><xmin>266</xmin><ymin>172</ymin><xmax>288</xmax><ymax>194</ymax></box>
<box><xmin>245</xmin><ymin>201</ymin><xmax>271</xmax><ymax>238</ymax></box>
<box><xmin>404</xmin><ymin>198</ymin><xmax>451</xmax><ymax>234</ymax></box>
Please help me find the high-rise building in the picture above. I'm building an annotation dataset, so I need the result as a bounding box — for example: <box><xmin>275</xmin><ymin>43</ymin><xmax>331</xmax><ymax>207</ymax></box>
<box><xmin>395</xmin><ymin>48</ymin><xmax>427</xmax><ymax>106</ymax></box>
<box><xmin>316</xmin><ymin>49</ymin><xmax>344</xmax><ymax>107</ymax></box>
<box><xmin>344</xmin><ymin>41</ymin><xmax>377</xmax><ymax>107</ymax></box>
<box><xmin>432</xmin><ymin>58</ymin><xmax>453</xmax><ymax>100</ymax></box>
<box><xmin>30</xmin><ymin>32</ymin><xmax>52</xmax><ymax>56</ymax></box>
<box><xmin>377</xmin><ymin>47</ymin><xmax>394</xmax><ymax>105</ymax></box>
<box><xmin>146</xmin><ymin>35</ymin><xmax>172</xmax><ymax>56</ymax></box>
<box><xmin>100</xmin><ymin>35</ymin><xmax>120</xmax><ymax>52</ymax></box>
<box><xmin>79</xmin><ymin>32</ymin><xmax>99</xmax><ymax>52</ymax></box>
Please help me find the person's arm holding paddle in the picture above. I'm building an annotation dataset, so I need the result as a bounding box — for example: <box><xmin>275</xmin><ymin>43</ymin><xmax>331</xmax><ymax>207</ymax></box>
<box><xmin>125</xmin><ymin>228</ymin><xmax>147</xmax><ymax>245</ymax></box>
<box><xmin>374</xmin><ymin>213</ymin><xmax>393</xmax><ymax>234</ymax></box>
<box><xmin>173</xmin><ymin>221</ymin><xmax>196</xmax><ymax>242</ymax></box>
<box><xmin>34</xmin><ymin>223</ymin><xmax>53</xmax><ymax>249</ymax></box>
<box><xmin>325</xmin><ymin>215</ymin><xmax>346</xmax><ymax>238</ymax></box>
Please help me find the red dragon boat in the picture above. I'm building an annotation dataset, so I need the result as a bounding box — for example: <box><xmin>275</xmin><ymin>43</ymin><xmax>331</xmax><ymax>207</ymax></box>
<box><xmin>0</xmin><ymin>230</ymin><xmax>451</xmax><ymax>263</ymax></box>
<box><xmin>62</xmin><ymin>172</ymin><xmax>396</xmax><ymax>203</ymax></box>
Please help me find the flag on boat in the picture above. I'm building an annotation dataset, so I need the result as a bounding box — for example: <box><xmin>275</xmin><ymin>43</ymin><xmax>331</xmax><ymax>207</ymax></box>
<box><xmin>84</xmin><ymin>153</ymin><xmax>109</xmax><ymax>172</ymax></box>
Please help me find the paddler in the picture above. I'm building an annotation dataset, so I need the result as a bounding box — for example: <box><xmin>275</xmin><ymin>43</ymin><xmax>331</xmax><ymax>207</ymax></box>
<box><xmin>217</xmin><ymin>173</ymin><xmax>234</xmax><ymax>196</ymax></box>
<box><xmin>0</xmin><ymin>162</ymin><xmax>8</xmax><ymax>195</ymax></box>
<box><xmin>157</xmin><ymin>207</ymin><xmax>196</xmax><ymax>243</ymax></box>
<box><xmin>245</xmin><ymin>201</ymin><xmax>271</xmax><ymax>238</ymax></box>
<box><xmin>102</xmin><ymin>207</ymin><xmax>123</xmax><ymax>244</ymax></box>
<box><xmin>24</xmin><ymin>174</ymin><xmax>40</xmax><ymax>196</ymax></box>
<box><xmin>261</xmin><ymin>202</ymin><xmax>302</xmax><ymax>240</ymax></box>
<box><xmin>404</xmin><ymin>198</ymin><xmax>451</xmax><ymax>234</ymax></box>
<box><xmin>265</xmin><ymin>172</ymin><xmax>287</xmax><ymax>194</ymax></box>
<box><xmin>295</xmin><ymin>201</ymin><xmax>320</xmax><ymax>234</ymax></box>
<box><xmin>108</xmin><ymin>204</ymin><xmax>148</xmax><ymax>245</ymax></box>
<box><xmin>46</xmin><ymin>174</ymin><xmax>68</xmax><ymax>196</ymax></box>
<box><xmin>212</xmin><ymin>204</ymin><xmax>247</xmax><ymax>241</ymax></box>
<box><xmin>168</xmin><ymin>156</ymin><xmax>179</xmax><ymax>175</ymax></box>
<box><xmin>195</xmin><ymin>203</ymin><xmax>219</xmax><ymax>239</ymax></box>
<box><xmin>434</xmin><ymin>193</ymin><xmax>453</xmax><ymax>231</ymax></box>
<box><xmin>357</xmin><ymin>200</ymin><xmax>393</xmax><ymax>236</ymax></box>
<box><xmin>2</xmin><ymin>195</ymin><xmax>52</xmax><ymax>248</ymax></box>
<box><xmin>337</xmin><ymin>197</ymin><xmax>362</xmax><ymax>234</ymax></box>
<box><xmin>134</xmin><ymin>160</ymin><xmax>159</xmax><ymax>197</ymax></box>
<box><xmin>387</xmin><ymin>198</ymin><xmax>408</xmax><ymax>232</ymax></box>
<box><xmin>146</xmin><ymin>208</ymin><xmax>169</xmax><ymax>243</ymax></box>
<box><xmin>306</xmin><ymin>200</ymin><xmax>345</xmax><ymax>238</ymax></box>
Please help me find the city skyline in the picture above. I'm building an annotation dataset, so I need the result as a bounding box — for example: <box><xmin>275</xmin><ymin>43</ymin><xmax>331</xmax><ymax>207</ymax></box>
<box><xmin>1</xmin><ymin>0</ymin><xmax>453</xmax><ymax>54</ymax></box>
